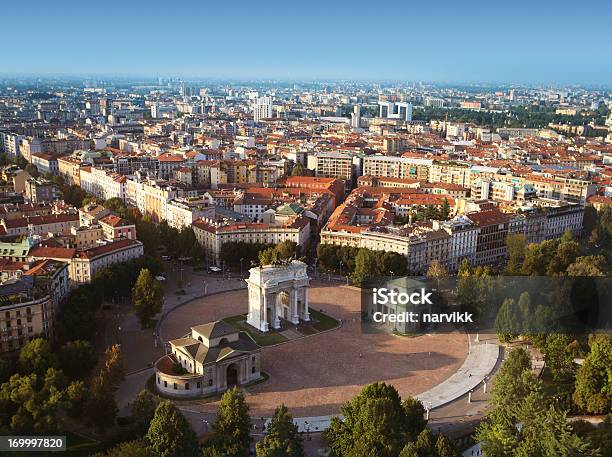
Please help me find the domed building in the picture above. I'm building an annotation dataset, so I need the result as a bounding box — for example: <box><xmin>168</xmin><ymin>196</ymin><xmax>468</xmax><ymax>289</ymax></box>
<box><xmin>154</xmin><ymin>320</ymin><xmax>261</xmax><ymax>397</ymax></box>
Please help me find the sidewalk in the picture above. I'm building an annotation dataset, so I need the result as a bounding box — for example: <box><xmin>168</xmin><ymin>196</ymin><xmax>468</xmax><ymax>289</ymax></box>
<box><xmin>415</xmin><ymin>336</ymin><xmax>499</xmax><ymax>410</ymax></box>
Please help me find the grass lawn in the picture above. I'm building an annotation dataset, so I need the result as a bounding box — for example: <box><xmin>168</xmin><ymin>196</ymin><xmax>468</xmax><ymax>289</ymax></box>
<box><xmin>309</xmin><ymin>309</ymin><xmax>339</xmax><ymax>332</ymax></box>
<box><xmin>222</xmin><ymin>314</ymin><xmax>287</xmax><ymax>346</ymax></box>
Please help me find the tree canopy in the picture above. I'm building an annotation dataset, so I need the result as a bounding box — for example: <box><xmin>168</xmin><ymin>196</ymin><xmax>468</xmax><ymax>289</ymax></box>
<box><xmin>325</xmin><ymin>382</ymin><xmax>427</xmax><ymax>457</ymax></box>
<box><xmin>256</xmin><ymin>404</ymin><xmax>304</xmax><ymax>457</ymax></box>
<box><xmin>146</xmin><ymin>401</ymin><xmax>199</xmax><ymax>457</ymax></box>
<box><xmin>132</xmin><ymin>268</ymin><xmax>164</xmax><ymax>327</ymax></box>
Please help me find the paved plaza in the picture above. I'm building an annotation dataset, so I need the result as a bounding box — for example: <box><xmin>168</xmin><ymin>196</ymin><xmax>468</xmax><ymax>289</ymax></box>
<box><xmin>160</xmin><ymin>282</ymin><xmax>469</xmax><ymax>417</ymax></box>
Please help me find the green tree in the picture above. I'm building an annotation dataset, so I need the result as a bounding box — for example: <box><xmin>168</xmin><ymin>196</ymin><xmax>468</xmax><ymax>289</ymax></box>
<box><xmin>0</xmin><ymin>152</ymin><xmax>9</xmax><ymax>166</ymax></box>
<box><xmin>259</xmin><ymin>247</ymin><xmax>277</xmax><ymax>266</ymax></box>
<box><xmin>353</xmin><ymin>249</ymin><xmax>380</xmax><ymax>287</ymax></box>
<box><xmin>0</xmin><ymin>368</ymin><xmax>68</xmax><ymax>433</ymax></box>
<box><xmin>458</xmin><ymin>258</ymin><xmax>472</xmax><ymax>277</ymax></box>
<box><xmin>85</xmin><ymin>371</ymin><xmax>117</xmax><ymax>431</ymax></box>
<box><xmin>256</xmin><ymin>404</ymin><xmax>304</xmax><ymax>457</ymax></box>
<box><xmin>291</xmin><ymin>162</ymin><xmax>307</xmax><ymax>176</ymax></box>
<box><xmin>55</xmin><ymin>286</ymin><xmax>99</xmax><ymax>343</ymax></box>
<box><xmin>275</xmin><ymin>240</ymin><xmax>299</xmax><ymax>260</ymax></box>
<box><xmin>25</xmin><ymin>163</ymin><xmax>40</xmax><ymax>177</ymax></box>
<box><xmin>440</xmin><ymin>198</ymin><xmax>451</xmax><ymax>220</ymax></box>
<box><xmin>325</xmin><ymin>382</ymin><xmax>426</xmax><ymax>457</ymax></box>
<box><xmin>478</xmin><ymin>390</ymin><xmax>597</xmax><ymax>457</ymax></box>
<box><xmin>505</xmin><ymin>234</ymin><xmax>526</xmax><ymax>275</ymax></box>
<box><xmin>213</xmin><ymin>387</ymin><xmax>251</xmax><ymax>455</ymax></box>
<box><xmin>582</xmin><ymin>205</ymin><xmax>598</xmax><ymax>239</ymax></box>
<box><xmin>104</xmin><ymin>197</ymin><xmax>129</xmax><ymax>217</ymax></box>
<box><xmin>132</xmin><ymin>268</ymin><xmax>164</xmax><ymax>327</ymax></box>
<box><xmin>521</xmin><ymin>243</ymin><xmax>547</xmax><ymax>275</ymax></box>
<box><xmin>543</xmin><ymin>334</ymin><xmax>576</xmax><ymax>382</ymax></box>
<box><xmin>435</xmin><ymin>433</ymin><xmax>460</xmax><ymax>457</ymax></box>
<box><xmin>146</xmin><ymin>401</ymin><xmax>199</xmax><ymax>457</ymax></box>
<box><xmin>495</xmin><ymin>298</ymin><xmax>520</xmax><ymax>343</ymax></box>
<box><xmin>65</xmin><ymin>380</ymin><xmax>87</xmax><ymax>418</ymax></box>
<box><xmin>131</xmin><ymin>390</ymin><xmax>160</xmax><ymax>436</ymax></box>
<box><xmin>91</xmin><ymin>440</ymin><xmax>155</xmax><ymax>457</ymax></box>
<box><xmin>316</xmin><ymin>244</ymin><xmax>339</xmax><ymax>272</ymax></box>
<box><xmin>19</xmin><ymin>338</ymin><xmax>56</xmax><ymax>375</ymax></box>
<box><xmin>573</xmin><ymin>336</ymin><xmax>612</xmax><ymax>414</ymax></box>
<box><xmin>0</xmin><ymin>358</ymin><xmax>15</xmax><ymax>384</ymax></box>
<box><xmin>547</xmin><ymin>239</ymin><xmax>580</xmax><ymax>275</ymax></box>
<box><xmin>378</xmin><ymin>251</ymin><xmax>408</xmax><ymax>277</ymax></box>
<box><xmin>567</xmin><ymin>255</ymin><xmax>607</xmax><ymax>276</ymax></box>
<box><xmin>59</xmin><ymin>340</ymin><xmax>97</xmax><ymax>380</ymax></box>
<box><xmin>516</xmin><ymin>292</ymin><xmax>532</xmax><ymax>336</ymax></box>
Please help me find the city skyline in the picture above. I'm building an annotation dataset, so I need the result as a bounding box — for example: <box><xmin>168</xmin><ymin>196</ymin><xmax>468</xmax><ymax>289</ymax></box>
<box><xmin>1</xmin><ymin>0</ymin><xmax>611</xmax><ymax>85</ymax></box>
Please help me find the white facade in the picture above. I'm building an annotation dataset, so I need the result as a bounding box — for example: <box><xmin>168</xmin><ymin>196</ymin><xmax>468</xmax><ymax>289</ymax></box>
<box><xmin>378</xmin><ymin>101</ymin><xmax>413</xmax><ymax>122</ymax></box>
<box><xmin>80</xmin><ymin>167</ymin><xmax>126</xmax><ymax>201</ymax></box>
<box><xmin>246</xmin><ymin>261</ymin><xmax>310</xmax><ymax>332</ymax></box>
<box><xmin>254</xmin><ymin>96</ymin><xmax>273</xmax><ymax>122</ymax></box>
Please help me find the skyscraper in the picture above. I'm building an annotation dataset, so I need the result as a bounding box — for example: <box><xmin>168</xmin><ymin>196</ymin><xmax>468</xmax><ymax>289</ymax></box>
<box><xmin>351</xmin><ymin>105</ymin><xmax>361</xmax><ymax>128</ymax></box>
<box><xmin>254</xmin><ymin>96</ymin><xmax>273</xmax><ymax>122</ymax></box>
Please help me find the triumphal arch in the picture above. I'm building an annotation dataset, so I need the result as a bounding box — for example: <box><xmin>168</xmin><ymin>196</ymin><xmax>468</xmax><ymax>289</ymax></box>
<box><xmin>246</xmin><ymin>260</ymin><xmax>310</xmax><ymax>332</ymax></box>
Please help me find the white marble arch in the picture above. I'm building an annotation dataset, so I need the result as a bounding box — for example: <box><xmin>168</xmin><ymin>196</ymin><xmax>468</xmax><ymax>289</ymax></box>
<box><xmin>246</xmin><ymin>260</ymin><xmax>310</xmax><ymax>332</ymax></box>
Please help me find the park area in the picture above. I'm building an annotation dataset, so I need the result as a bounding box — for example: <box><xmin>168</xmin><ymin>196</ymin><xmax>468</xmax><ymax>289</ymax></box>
<box><xmin>160</xmin><ymin>281</ymin><xmax>468</xmax><ymax>417</ymax></box>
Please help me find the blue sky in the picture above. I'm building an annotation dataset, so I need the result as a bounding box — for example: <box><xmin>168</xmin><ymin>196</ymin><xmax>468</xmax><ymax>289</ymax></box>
<box><xmin>1</xmin><ymin>0</ymin><xmax>610</xmax><ymax>85</ymax></box>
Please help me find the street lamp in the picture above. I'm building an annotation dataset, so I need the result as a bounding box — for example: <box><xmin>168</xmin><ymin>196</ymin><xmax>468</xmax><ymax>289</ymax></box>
<box><xmin>240</xmin><ymin>257</ymin><xmax>244</xmax><ymax>278</ymax></box>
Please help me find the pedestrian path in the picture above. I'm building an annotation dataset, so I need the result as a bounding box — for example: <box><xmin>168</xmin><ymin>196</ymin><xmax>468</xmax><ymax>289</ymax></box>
<box><xmin>415</xmin><ymin>339</ymin><xmax>499</xmax><ymax>409</ymax></box>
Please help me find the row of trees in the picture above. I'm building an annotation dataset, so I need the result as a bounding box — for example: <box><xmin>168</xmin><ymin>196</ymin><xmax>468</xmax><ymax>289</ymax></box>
<box><xmin>220</xmin><ymin>241</ymin><xmax>274</xmax><ymax>272</ymax></box>
<box><xmin>258</xmin><ymin>240</ymin><xmax>301</xmax><ymax>266</ymax></box>
<box><xmin>317</xmin><ymin>244</ymin><xmax>407</xmax><ymax>285</ymax></box>
<box><xmin>413</xmin><ymin>104</ymin><xmax>610</xmax><ymax>130</ymax></box>
<box><xmin>94</xmin><ymin>383</ymin><xmax>461</xmax><ymax>457</ymax></box>
<box><xmin>94</xmin><ymin>387</ymin><xmax>305</xmax><ymax>457</ymax></box>
<box><xmin>506</xmin><ymin>230</ymin><xmax>607</xmax><ymax>277</ymax></box>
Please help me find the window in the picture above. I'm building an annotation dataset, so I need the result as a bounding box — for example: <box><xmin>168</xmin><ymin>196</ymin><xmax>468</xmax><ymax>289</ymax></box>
<box><xmin>209</xmin><ymin>379</ymin><xmax>213</xmax><ymax>386</ymax></box>
<box><xmin>173</xmin><ymin>383</ymin><xmax>177</xmax><ymax>390</ymax></box>
<box><xmin>164</xmin><ymin>380</ymin><xmax>167</xmax><ymax>387</ymax></box>
<box><xmin>185</xmin><ymin>383</ymin><xmax>189</xmax><ymax>390</ymax></box>
<box><xmin>252</xmin><ymin>367</ymin><xmax>256</xmax><ymax>374</ymax></box>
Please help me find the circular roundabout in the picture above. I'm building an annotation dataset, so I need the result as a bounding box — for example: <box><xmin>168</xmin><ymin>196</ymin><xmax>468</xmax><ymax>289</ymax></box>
<box><xmin>159</xmin><ymin>281</ymin><xmax>468</xmax><ymax>417</ymax></box>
